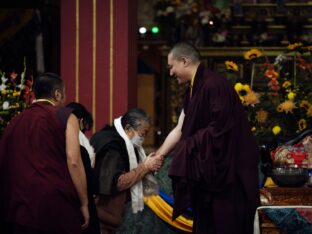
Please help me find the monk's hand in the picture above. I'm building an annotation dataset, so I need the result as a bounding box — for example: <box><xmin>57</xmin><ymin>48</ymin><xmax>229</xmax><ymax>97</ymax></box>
<box><xmin>155</xmin><ymin>149</ymin><xmax>166</xmax><ymax>160</ymax></box>
<box><xmin>148</xmin><ymin>152</ymin><xmax>156</xmax><ymax>157</ymax></box>
<box><xmin>152</xmin><ymin>152</ymin><xmax>165</xmax><ymax>168</ymax></box>
<box><xmin>80</xmin><ymin>204</ymin><xmax>90</xmax><ymax>230</ymax></box>
<box><xmin>144</xmin><ymin>153</ymin><xmax>163</xmax><ymax>172</ymax></box>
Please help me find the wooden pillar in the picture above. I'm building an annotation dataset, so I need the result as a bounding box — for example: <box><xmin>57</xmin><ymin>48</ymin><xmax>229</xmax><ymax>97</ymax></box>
<box><xmin>61</xmin><ymin>0</ymin><xmax>137</xmax><ymax>133</ymax></box>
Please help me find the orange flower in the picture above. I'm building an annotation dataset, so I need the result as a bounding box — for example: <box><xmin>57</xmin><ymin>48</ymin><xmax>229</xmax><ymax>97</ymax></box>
<box><xmin>300</xmin><ymin>100</ymin><xmax>311</xmax><ymax>110</ymax></box>
<box><xmin>244</xmin><ymin>90</ymin><xmax>260</xmax><ymax>106</ymax></box>
<box><xmin>256</xmin><ymin>109</ymin><xmax>268</xmax><ymax>123</ymax></box>
<box><xmin>264</xmin><ymin>68</ymin><xmax>279</xmax><ymax>79</ymax></box>
<box><xmin>298</xmin><ymin>119</ymin><xmax>307</xmax><ymax>131</ymax></box>
<box><xmin>282</xmin><ymin>81</ymin><xmax>291</xmax><ymax>89</ymax></box>
<box><xmin>276</xmin><ymin>100</ymin><xmax>296</xmax><ymax>114</ymax></box>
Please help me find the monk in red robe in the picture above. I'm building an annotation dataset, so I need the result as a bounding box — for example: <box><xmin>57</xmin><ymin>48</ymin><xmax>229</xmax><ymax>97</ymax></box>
<box><xmin>0</xmin><ymin>73</ymin><xmax>89</xmax><ymax>234</ymax></box>
<box><xmin>156</xmin><ymin>42</ymin><xmax>260</xmax><ymax>234</ymax></box>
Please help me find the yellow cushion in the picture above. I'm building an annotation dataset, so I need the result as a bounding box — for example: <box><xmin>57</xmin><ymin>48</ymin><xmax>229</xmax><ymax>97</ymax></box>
<box><xmin>264</xmin><ymin>177</ymin><xmax>277</xmax><ymax>187</ymax></box>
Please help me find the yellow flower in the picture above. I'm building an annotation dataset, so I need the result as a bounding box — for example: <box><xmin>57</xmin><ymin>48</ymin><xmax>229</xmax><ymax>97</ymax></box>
<box><xmin>235</xmin><ymin>83</ymin><xmax>250</xmax><ymax>97</ymax></box>
<box><xmin>287</xmin><ymin>92</ymin><xmax>296</xmax><ymax>101</ymax></box>
<box><xmin>1</xmin><ymin>90</ymin><xmax>7</xmax><ymax>94</ymax></box>
<box><xmin>256</xmin><ymin>109</ymin><xmax>268</xmax><ymax>123</ymax></box>
<box><xmin>276</xmin><ymin>100</ymin><xmax>296</xmax><ymax>113</ymax></box>
<box><xmin>13</xmin><ymin>91</ymin><xmax>21</xmax><ymax>97</ymax></box>
<box><xmin>244</xmin><ymin>48</ymin><xmax>262</xmax><ymax>60</ymax></box>
<box><xmin>239</xmin><ymin>95</ymin><xmax>244</xmax><ymax>103</ymax></box>
<box><xmin>238</xmin><ymin>89</ymin><xmax>248</xmax><ymax>97</ymax></box>
<box><xmin>234</xmin><ymin>83</ymin><xmax>243</xmax><ymax>92</ymax></box>
<box><xmin>225</xmin><ymin>61</ymin><xmax>239</xmax><ymax>71</ymax></box>
<box><xmin>300</xmin><ymin>100</ymin><xmax>311</xmax><ymax>110</ymax></box>
<box><xmin>243</xmin><ymin>84</ymin><xmax>250</xmax><ymax>92</ymax></box>
<box><xmin>298</xmin><ymin>119</ymin><xmax>307</xmax><ymax>131</ymax></box>
<box><xmin>251</xmin><ymin>127</ymin><xmax>256</xmax><ymax>132</ymax></box>
<box><xmin>287</xmin><ymin>42</ymin><xmax>303</xmax><ymax>50</ymax></box>
<box><xmin>244</xmin><ymin>91</ymin><xmax>260</xmax><ymax>106</ymax></box>
<box><xmin>282</xmin><ymin>81</ymin><xmax>291</xmax><ymax>89</ymax></box>
<box><xmin>272</xmin><ymin>126</ymin><xmax>281</xmax><ymax>135</ymax></box>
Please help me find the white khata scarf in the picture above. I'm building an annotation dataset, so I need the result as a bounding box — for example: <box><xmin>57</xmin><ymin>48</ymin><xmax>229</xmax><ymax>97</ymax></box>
<box><xmin>114</xmin><ymin>117</ymin><xmax>159</xmax><ymax>213</ymax></box>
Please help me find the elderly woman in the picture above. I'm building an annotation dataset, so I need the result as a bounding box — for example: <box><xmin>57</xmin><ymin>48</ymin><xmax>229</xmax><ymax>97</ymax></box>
<box><xmin>90</xmin><ymin>108</ymin><xmax>162</xmax><ymax>234</ymax></box>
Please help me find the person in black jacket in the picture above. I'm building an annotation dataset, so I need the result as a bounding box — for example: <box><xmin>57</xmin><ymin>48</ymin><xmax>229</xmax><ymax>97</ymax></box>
<box><xmin>67</xmin><ymin>102</ymin><xmax>100</xmax><ymax>234</ymax></box>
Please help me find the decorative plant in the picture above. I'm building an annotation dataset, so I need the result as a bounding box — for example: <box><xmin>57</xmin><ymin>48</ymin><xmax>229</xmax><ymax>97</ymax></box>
<box><xmin>0</xmin><ymin>59</ymin><xmax>34</xmax><ymax>136</ymax></box>
<box><xmin>225</xmin><ymin>43</ymin><xmax>312</xmax><ymax>143</ymax></box>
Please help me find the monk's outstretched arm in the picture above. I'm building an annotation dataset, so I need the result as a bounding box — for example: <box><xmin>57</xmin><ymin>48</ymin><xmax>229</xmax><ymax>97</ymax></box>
<box><xmin>156</xmin><ymin>110</ymin><xmax>185</xmax><ymax>157</ymax></box>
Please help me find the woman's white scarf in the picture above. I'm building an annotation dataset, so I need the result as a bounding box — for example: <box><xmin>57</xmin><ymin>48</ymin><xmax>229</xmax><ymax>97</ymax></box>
<box><xmin>114</xmin><ymin>117</ymin><xmax>159</xmax><ymax>213</ymax></box>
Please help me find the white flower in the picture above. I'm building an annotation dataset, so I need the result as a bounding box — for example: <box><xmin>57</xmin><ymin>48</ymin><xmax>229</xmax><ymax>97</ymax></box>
<box><xmin>17</xmin><ymin>83</ymin><xmax>24</xmax><ymax>89</ymax></box>
<box><xmin>1</xmin><ymin>75</ymin><xmax>8</xmax><ymax>84</ymax></box>
<box><xmin>0</xmin><ymin>83</ymin><xmax>6</xmax><ymax>91</ymax></box>
<box><xmin>274</xmin><ymin>55</ymin><xmax>291</xmax><ymax>66</ymax></box>
<box><xmin>21</xmin><ymin>71</ymin><xmax>25</xmax><ymax>80</ymax></box>
<box><xmin>3</xmin><ymin>101</ymin><xmax>9</xmax><ymax>110</ymax></box>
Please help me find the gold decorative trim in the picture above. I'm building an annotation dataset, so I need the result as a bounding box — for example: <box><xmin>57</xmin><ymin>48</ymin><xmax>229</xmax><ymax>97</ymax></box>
<box><xmin>109</xmin><ymin>0</ymin><xmax>113</xmax><ymax>123</ymax></box>
<box><xmin>75</xmin><ymin>0</ymin><xmax>79</xmax><ymax>101</ymax></box>
<box><xmin>92</xmin><ymin>0</ymin><xmax>96</xmax><ymax>132</ymax></box>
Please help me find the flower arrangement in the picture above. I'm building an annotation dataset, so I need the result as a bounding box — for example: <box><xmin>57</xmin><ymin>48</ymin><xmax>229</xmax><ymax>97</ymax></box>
<box><xmin>0</xmin><ymin>59</ymin><xmax>34</xmax><ymax>136</ymax></box>
<box><xmin>225</xmin><ymin>43</ymin><xmax>312</xmax><ymax>143</ymax></box>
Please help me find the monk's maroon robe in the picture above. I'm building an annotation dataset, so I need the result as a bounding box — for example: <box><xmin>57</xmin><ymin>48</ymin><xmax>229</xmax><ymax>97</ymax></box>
<box><xmin>0</xmin><ymin>102</ymin><xmax>81</xmax><ymax>234</ymax></box>
<box><xmin>169</xmin><ymin>64</ymin><xmax>260</xmax><ymax>234</ymax></box>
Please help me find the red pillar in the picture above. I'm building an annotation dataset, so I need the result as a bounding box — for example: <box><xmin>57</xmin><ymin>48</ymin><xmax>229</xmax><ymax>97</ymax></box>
<box><xmin>60</xmin><ymin>0</ymin><xmax>137</xmax><ymax>133</ymax></box>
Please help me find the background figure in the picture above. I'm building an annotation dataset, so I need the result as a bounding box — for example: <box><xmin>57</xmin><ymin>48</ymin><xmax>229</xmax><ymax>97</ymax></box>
<box><xmin>66</xmin><ymin>102</ymin><xmax>100</xmax><ymax>234</ymax></box>
<box><xmin>90</xmin><ymin>108</ymin><xmax>162</xmax><ymax>234</ymax></box>
<box><xmin>67</xmin><ymin>101</ymin><xmax>96</xmax><ymax>167</ymax></box>
<box><xmin>0</xmin><ymin>73</ymin><xmax>89</xmax><ymax>234</ymax></box>
<box><xmin>156</xmin><ymin>42</ymin><xmax>260</xmax><ymax>234</ymax></box>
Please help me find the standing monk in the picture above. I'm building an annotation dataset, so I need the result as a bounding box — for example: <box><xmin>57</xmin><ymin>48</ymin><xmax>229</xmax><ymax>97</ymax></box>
<box><xmin>156</xmin><ymin>42</ymin><xmax>260</xmax><ymax>234</ymax></box>
<box><xmin>0</xmin><ymin>73</ymin><xmax>89</xmax><ymax>234</ymax></box>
